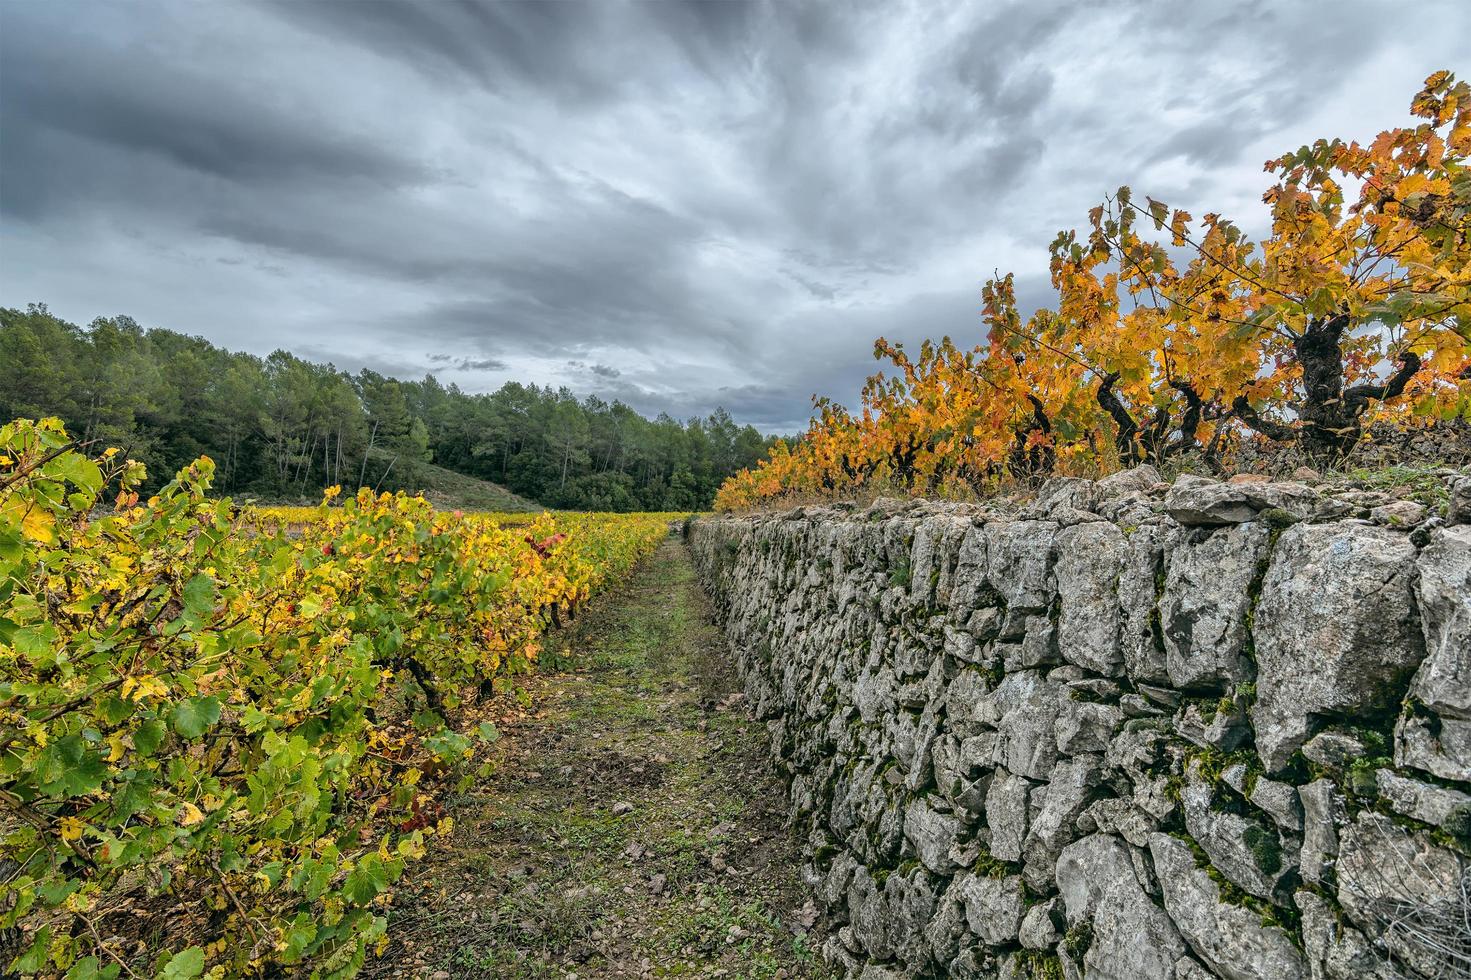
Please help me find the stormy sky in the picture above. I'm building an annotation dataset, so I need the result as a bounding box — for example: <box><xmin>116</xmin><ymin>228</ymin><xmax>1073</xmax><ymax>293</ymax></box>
<box><xmin>2</xmin><ymin>1</ymin><xmax>1467</xmax><ymax>432</ymax></box>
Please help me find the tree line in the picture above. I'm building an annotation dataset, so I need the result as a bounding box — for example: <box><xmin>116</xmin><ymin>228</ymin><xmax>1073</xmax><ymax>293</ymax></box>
<box><xmin>0</xmin><ymin>304</ymin><xmax>780</xmax><ymax>511</ymax></box>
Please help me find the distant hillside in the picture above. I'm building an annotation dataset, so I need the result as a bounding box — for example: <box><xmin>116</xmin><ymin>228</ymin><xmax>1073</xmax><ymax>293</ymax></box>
<box><xmin>250</xmin><ymin>450</ymin><xmax>544</xmax><ymax>513</ymax></box>
<box><xmin>398</xmin><ymin>457</ymin><xmax>543</xmax><ymax>513</ymax></box>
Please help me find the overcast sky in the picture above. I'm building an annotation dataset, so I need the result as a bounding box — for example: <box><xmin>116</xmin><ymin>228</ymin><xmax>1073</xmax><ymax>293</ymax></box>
<box><xmin>2</xmin><ymin>1</ymin><xmax>1467</xmax><ymax>431</ymax></box>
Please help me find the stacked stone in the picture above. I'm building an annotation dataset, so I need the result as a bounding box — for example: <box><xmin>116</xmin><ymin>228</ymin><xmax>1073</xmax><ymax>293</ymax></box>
<box><xmin>688</xmin><ymin>466</ymin><xmax>1471</xmax><ymax>980</ymax></box>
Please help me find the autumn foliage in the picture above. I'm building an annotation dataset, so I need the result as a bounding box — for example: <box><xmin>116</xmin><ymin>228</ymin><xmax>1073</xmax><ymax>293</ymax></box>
<box><xmin>0</xmin><ymin>417</ymin><xmax>672</xmax><ymax>978</ymax></box>
<box><xmin>717</xmin><ymin>71</ymin><xmax>1471</xmax><ymax>510</ymax></box>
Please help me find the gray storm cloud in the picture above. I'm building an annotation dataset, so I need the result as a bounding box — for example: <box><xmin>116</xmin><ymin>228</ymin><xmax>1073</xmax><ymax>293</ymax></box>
<box><xmin>2</xmin><ymin>0</ymin><xmax>1466</xmax><ymax>431</ymax></box>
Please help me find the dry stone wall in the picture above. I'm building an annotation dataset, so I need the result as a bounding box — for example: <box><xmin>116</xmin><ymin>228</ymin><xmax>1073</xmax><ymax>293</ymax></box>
<box><xmin>688</xmin><ymin>467</ymin><xmax>1471</xmax><ymax>980</ymax></box>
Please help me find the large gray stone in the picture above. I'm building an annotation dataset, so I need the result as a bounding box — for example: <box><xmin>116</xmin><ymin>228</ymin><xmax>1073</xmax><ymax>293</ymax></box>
<box><xmin>1251</xmin><ymin>522</ymin><xmax>1422</xmax><ymax>771</ymax></box>
<box><xmin>1079</xmin><ymin>796</ymin><xmax>1159</xmax><ymax>848</ymax></box>
<box><xmin>1181</xmin><ymin>772</ymin><xmax>1293</xmax><ymax>904</ymax></box>
<box><xmin>1055</xmin><ymin>834</ymin><xmax>1187</xmax><ymax>980</ymax></box>
<box><xmin>922</xmin><ymin>875</ymin><xmax>970</xmax><ymax>968</ymax></box>
<box><xmin>909</xmin><ymin>515</ymin><xmax>971</xmax><ymax>607</ymax></box>
<box><xmin>1248</xmin><ymin>776</ymin><xmax>1303</xmax><ymax>834</ymax></box>
<box><xmin>1148</xmin><ymin>833</ymin><xmax>1307</xmax><ymax>980</ymax></box>
<box><xmin>1096</xmin><ymin>464</ymin><xmax>1162</xmax><ymax>499</ymax></box>
<box><xmin>1375</xmin><ymin>768</ymin><xmax>1471</xmax><ymax>830</ymax></box>
<box><xmin>903</xmin><ymin>796</ymin><xmax>964</xmax><ymax>874</ymax></box>
<box><xmin>1448</xmin><ymin>474</ymin><xmax>1471</xmax><ymax>525</ymax></box>
<box><xmin>1056</xmin><ymin>699</ymin><xmax>1123</xmax><ymax>756</ymax></box>
<box><xmin>846</xmin><ymin>865</ymin><xmax>892</xmax><ymax>960</ymax></box>
<box><xmin>1407</xmin><ymin>526</ymin><xmax>1471</xmax><ymax>719</ymax></box>
<box><xmin>957</xmin><ymin>872</ymin><xmax>1025</xmax><ymax>945</ymax></box>
<box><xmin>987</xmin><ymin>672</ymin><xmax>1066</xmax><ymax>781</ymax></box>
<box><xmin>883</xmin><ymin>865</ymin><xmax>940</xmax><ymax>971</ymax></box>
<box><xmin>947</xmin><ymin>526</ymin><xmax>992</xmax><ymax>626</ymax></box>
<box><xmin>986</xmin><ymin>520</ymin><xmax>1058</xmax><ymax>628</ymax></box>
<box><xmin>1396</xmin><ymin>712</ymin><xmax>1471</xmax><ymax>783</ymax></box>
<box><xmin>1370</xmin><ymin>499</ymin><xmax>1428</xmax><ymax>527</ymax></box>
<box><xmin>1165</xmin><ymin>475</ymin><xmax>1258</xmax><ymax>525</ymax></box>
<box><xmin>1019</xmin><ymin>897</ymin><xmax>1062</xmax><ymax>950</ymax></box>
<box><xmin>985</xmin><ymin>768</ymin><xmax>1032</xmax><ymax>863</ymax></box>
<box><xmin>1302</xmin><ymin>731</ymin><xmax>1369</xmax><ymax>773</ymax></box>
<box><xmin>1297</xmin><ymin>890</ymin><xmax>1396</xmax><ymax>980</ymax></box>
<box><xmin>1119</xmin><ymin>523</ymin><xmax>1177</xmax><ymax>686</ymax></box>
<box><xmin>1336</xmin><ymin>811</ymin><xmax>1469</xmax><ymax>980</ymax></box>
<box><xmin>1160</xmin><ymin>523</ymin><xmax>1270</xmax><ymax>692</ymax></box>
<box><xmin>1023</xmin><ymin>477</ymin><xmax>1099</xmax><ymax>520</ymax></box>
<box><xmin>1298</xmin><ymin>779</ymin><xmax>1344</xmax><ymax>887</ymax></box>
<box><xmin>1237</xmin><ymin>481</ymin><xmax>1323</xmax><ymax>521</ymax></box>
<box><xmin>1022</xmin><ymin>755</ymin><xmax>1101</xmax><ymax>891</ymax></box>
<box><xmin>1054</xmin><ymin>522</ymin><xmax>1126</xmax><ymax>675</ymax></box>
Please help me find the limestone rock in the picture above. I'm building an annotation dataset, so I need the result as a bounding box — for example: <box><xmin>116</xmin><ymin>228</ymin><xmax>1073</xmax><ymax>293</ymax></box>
<box><xmin>1406</xmin><ymin>526</ymin><xmax>1471</xmax><ymax>719</ymax></box>
<box><xmin>1055</xmin><ymin>834</ymin><xmax>1187</xmax><ymax>980</ymax></box>
<box><xmin>1056</xmin><ymin>699</ymin><xmax>1123</xmax><ymax>756</ymax></box>
<box><xmin>1370</xmin><ymin>499</ymin><xmax>1428</xmax><ymax>527</ymax></box>
<box><xmin>986</xmin><ymin>768</ymin><xmax>1032</xmax><ymax>862</ymax></box>
<box><xmin>1022</xmin><ymin>755</ymin><xmax>1101</xmax><ymax>891</ymax></box>
<box><xmin>1023</xmin><ymin>477</ymin><xmax>1098</xmax><ymax>521</ymax></box>
<box><xmin>990</xmin><ymin>672</ymin><xmax>1066</xmax><ymax>781</ymax></box>
<box><xmin>946</xmin><ymin>526</ymin><xmax>991</xmax><ymax>626</ymax></box>
<box><xmin>1174</xmin><ymin>696</ymin><xmax>1251</xmax><ymax>752</ymax></box>
<box><xmin>1374</xmin><ymin>768</ymin><xmax>1471</xmax><ymax>830</ymax></box>
<box><xmin>1054</xmin><ymin>522</ymin><xmax>1126</xmax><ymax>675</ymax></box>
<box><xmin>1297</xmin><ymin>889</ymin><xmax>1395</xmax><ymax>980</ymax></box>
<box><xmin>1079</xmin><ymin>797</ymin><xmax>1159</xmax><ymax>848</ymax></box>
<box><xmin>882</xmin><ymin>865</ymin><xmax>940</xmax><ymax>971</ymax></box>
<box><xmin>1149</xmin><ymin>833</ymin><xmax>1307</xmax><ymax>980</ymax></box>
<box><xmin>1336</xmin><ymin>811</ymin><xmax>1469</xmax><ymax>980</ymax></box>
<box><xmin>909</xmin><ymin>515</ymin><xmax>970</xmax><ymax>607</ymax></box>
<box><xmin>1096</xmin><ymin>464</ymin><xmax>1162</xmax><ymax>498</ymax></box>
<box><xmin>903</xmin><ymin>796</ymin><xmax>963</xmax><ymax>874</ymax></box>
<box><xmin>1301</xmin><ymin>731</ymin><xmax>1368</xmax><ymax>773</ymax></box>
<box><xmin>957</xmin><ymin>872</ymin><xmax>1025</xmax><ymax>945</ymax></box>
<box><xmin>846</xmin><ymin>865</ymin><xmax>891</xmax><ymax>959</ymax></box>
<box><xmin>1160</xmin><ymin>523</ymin><xmax>1270</xmax><ymax>692</ymax></box>
<box><xmin>1181</xmin><ymin>773</ymin><xmax>1293</xmax><ymax>904</ymax></box>
<box><xmin>1236</xmin><ymin>481</ymin><xmax>1322</xmax><ymax>521</ymax></box>
<box><xmin>1247</xmin><ymin>776</ymin><xmax>1303</xmax><ymax>834</ymax></box>
<box><xmin>1448</xmin><ymin>474</ymin><xmax>1471</xmax><ymax>525</ymax></box>
<box><xmin>1119</xmin><ymin>523</ymin><xmax>1177</xmax><ymax>686</ymax></box>
<box><xmin>922</xmin><ymin>875</ymin><xmax>970</xmax><ymax>967</ymax></box>
<box><xmin>1019</xmin><ymin>897</ymin><xmax>1061</xmax><ymax>949</ymax></box>
<box><xmin>1396</xmin><ymin>712</ymin><xmax>1471</xmax><ymax>783</ymax></box>
<box><xmin>1165</xmin><ymin>475</ymin><xmax>1258</xmax><ymax>526</ymax></box>
<box><xmin>1298</xmin><ymin>778</ymin><xmax>1344</xmax><ymax>887</ymax></box>
<box><xmin>950</xmin><ymin>947</ymin><xmax>1000</xmax><ymax>979</ymax></box>
<box><xmin>985</xmin><ymin>520</ymin><xmax>1058</xmax><ymax>621</ymax></box>
<box><xmin>1251</xmin><ymin>522</ymin><xmax>1422</xmax><ymax>771</ymax></box>
<box><xmin>857</xmin><ymin>964</ymin><xmax>907</xmax><ymax>980</ymax></box>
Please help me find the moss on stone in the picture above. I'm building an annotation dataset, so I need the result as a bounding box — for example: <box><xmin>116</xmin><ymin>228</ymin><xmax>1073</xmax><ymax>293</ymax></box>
<box><xmin>1243</xmin><ymin>824</ymin><xmax>1282</xmax><ymax>875</ymax></box>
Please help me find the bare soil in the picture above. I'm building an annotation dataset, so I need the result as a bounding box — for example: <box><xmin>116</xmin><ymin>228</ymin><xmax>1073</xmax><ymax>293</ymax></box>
<box><xmin>362</xmin><ymin>540</ymin><xmax>831</xmax><ymax>980</ymax></box>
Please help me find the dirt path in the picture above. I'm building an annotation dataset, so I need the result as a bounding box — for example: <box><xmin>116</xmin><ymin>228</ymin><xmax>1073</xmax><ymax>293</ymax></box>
<box><xmin>365</xmin><ymin>540</ymin><xmax>831</xmax><ymax>980</ymax></box>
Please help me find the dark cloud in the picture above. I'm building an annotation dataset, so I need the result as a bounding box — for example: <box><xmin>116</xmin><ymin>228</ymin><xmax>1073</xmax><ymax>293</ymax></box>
<box><xmin>2</xmin><ymin>0</ymin><xmax>1467</xmax><ymax>432</ymax></box>
<box><xmin>260</xmin><ymin>0</ymin><xmax>624</xmax><ymax>103</ymax></box>
<box><xmin>430</xmin><ymin>353</ymin><xmax>508</xmax><ymax>372</ymax></box>
<box><xmin>0</xmin><ymin>12</ymin><xmax>426</xmax><ymax>223</ymax></box>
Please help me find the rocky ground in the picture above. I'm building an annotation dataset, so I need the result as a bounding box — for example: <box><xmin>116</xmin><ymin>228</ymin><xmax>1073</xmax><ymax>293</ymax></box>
<box><xmin>362</xmin><ymin>540</ymin><xmax>830</xmax><ymax>980</ymax></box>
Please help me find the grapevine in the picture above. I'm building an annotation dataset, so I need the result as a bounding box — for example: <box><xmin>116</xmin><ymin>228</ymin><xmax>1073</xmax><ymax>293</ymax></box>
<box><xmin>0</xmin><ymin>417</ymin><xmax>673</xmax><ymax>978</ymax></box>
<box><xmin>717</xmin><ymin>71</ymin><xmax>1471</xmax><ymax>511</ymax></box>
